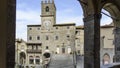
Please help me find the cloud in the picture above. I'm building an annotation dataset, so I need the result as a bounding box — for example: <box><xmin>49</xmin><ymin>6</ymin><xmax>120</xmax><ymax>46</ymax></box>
<box><xmin>16</xmin><ymin>8</ymin><xmax>41</xmax><ymax>41</ymax></box>
<box><xmin>16</xmin><ymin>9</ymin><xmax>41</xmax><ymax>23</ymax></box>
<box><xmin>57</xmin><ymin>16</ymin><xmax>84</xmax><ymax>26</ymax></box>
<box><xmin>101</xmin><ymin>14</ymin><xmax>112</xmax><ymax>25</ymax></box>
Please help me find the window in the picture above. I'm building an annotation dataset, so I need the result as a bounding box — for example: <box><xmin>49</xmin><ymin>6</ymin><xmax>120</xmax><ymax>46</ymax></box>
<box><xmin>38</xmin><ymin>28</ymin><xmax>40</xmax><ymax>30</ymax></box>
<box><xmin>55</xmin><ymin>36</ymin><xmax>58</xmax><ymax>40</ymax></box>
<box><xmin>37</xmin><ymin>36</ymin><xmax>40</xmax><ymax>40</ymax></box>
<box><xmin>29</xmin><ymin>36</ymin><xmax>32</xmax><ymax>40</ymax></box>
<box><xmin>77</xmin><ymin>44</ymin><xmax>80</xmax><ymax>46</ymax></box>
<box><xmin>67</xmin><ymin>26</ymin><xmax>69</xmax><ymax>29</ymax></box>
<box><xmin>46</xmin><ymin>36</ymin><xmax>49</xmax><ymax>40</ymax></box>
<box><xmin>56</xmin><ymin>27</ymin><xmax>58</xmax><ymax>29</ymax></box>
<box><xmin>68</xmin><ymin>47</ymin><xmax>71</xmax><ymax>54</ymax></box>
<box><xmin>62</xmin><ymin>47</ymin><xmax>65</xmax><ymax>54</ymax></box>
<box><xmin>46</xmin><ymin>6</ymin><xmax>49</xmax><ymax>12</ymax></box>
<box><xmin>78</xmin><ymin>50</ymin><xmax>80</xmax><ymax>54</ymax></box>
<box><xmin>56</xmin><ymin>47</ymin><xmax>60</xmax><ymax>54</ymax></box>
<box><xmin>67</xmin><ymin>35</ymin><xmax>70</xmax><ymax>38</ymax></box>
<box><xmin>29</xmin><ymin>28</ymin><xmax>32</xmax><ymax>30</ymax></box>
<box><xmin>46</xmin><ymin>46</ymin><xmax>49</xmax><ymax>49</ymax></box>
<box><xmin>35</xmin><ymin>56</ymin><xmax>40</xmax><ymax>64</ymax></box>
<box><xmin>29</xmin><ymin>56</ymin><xmax>34</xmax><ymax>64</ymax></box>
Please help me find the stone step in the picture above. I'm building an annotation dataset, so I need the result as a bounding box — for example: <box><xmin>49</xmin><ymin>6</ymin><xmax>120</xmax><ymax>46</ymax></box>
<box><xmin>49</xmin><ymin>54</ymin><xmax>74</xmax><ymax>68</ymax></box>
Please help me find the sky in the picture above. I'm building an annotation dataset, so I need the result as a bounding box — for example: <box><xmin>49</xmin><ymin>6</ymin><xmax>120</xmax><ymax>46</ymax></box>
<box><xmin>16</xmin><ymin>0</ymin><xmax>112</xmax><ymax>41</ymax></box>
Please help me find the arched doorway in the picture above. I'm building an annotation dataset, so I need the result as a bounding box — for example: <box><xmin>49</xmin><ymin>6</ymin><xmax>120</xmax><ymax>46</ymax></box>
<box><xmin>56</xmin><ymin>46</ymin><xmax>60</xmax><ymax>54</ymax></box>
<box><xmin>78</xmin><ymin>0</ymin><xmax>120</xmax><ymax>67</ymax></box>
<box><xmin>35</xmin><ymin>56</ymin><xmax>40</xmax><ymax>64</ymax></box>
<box><xmin>68</xmin><ymin>47</ymin><xmax>71</xmax><ymax>54</ymax></box>
<box><xmin>103</xmin><ymin>53</ymin><xmax>110</xmax><ymax>65</ymax></box>
<box><xmin>29</xmin><ymin>56</ymin><xmax>34</xmax><ymax>64</ymax></box>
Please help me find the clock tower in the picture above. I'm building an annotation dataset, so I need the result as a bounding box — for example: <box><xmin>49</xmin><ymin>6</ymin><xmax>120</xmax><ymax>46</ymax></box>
<box><xmin>41</xmin><ymin>0</ymin><xmax>56</xmax><ymax>30</ymax></box>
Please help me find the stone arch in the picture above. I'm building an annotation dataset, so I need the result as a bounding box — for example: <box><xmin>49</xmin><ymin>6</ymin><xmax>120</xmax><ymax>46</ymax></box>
<box><xmin>56</xmin><ymin>45</ymin><xmax>60</xmax><ymax>54</ymax></box>
<box><xmin>29</xmin><ymin>56</ymin><xmax>34</xmax><ymax>64</ymax></box>
<box><xmin>79</xmin><ymin>1</ymin><xmax>102</xmax><ymax>68</ymax></box>
<box><xmin>35</xmin><ymin>56</ymin><xmax>40</xmax><ymax>64</ymax></box>
<box><xmin>101</xmin><ymin>2</ymin><xmax>120</xmax><ymax>27</ymax></box>
<box><xmin>101</xmin><ymin>2</ymin><xmax>120</xmax><ymax>62</ymax></box>
<box><xmin>46</xmin><ymin>6</ymin><xmax>49</xmax><ymax>12</ymax></box>
<box><xmin>103</xmin><ymin>53</ymin><xmax>110</xmax><ymax>65</ymax></box>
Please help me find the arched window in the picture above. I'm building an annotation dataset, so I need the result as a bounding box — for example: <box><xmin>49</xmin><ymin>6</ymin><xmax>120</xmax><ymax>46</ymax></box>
<box><xmin>68</xmin><ymin>47</ymin><xmax>71</xmax><ymax>54</ymax></box>
<box><xmin>37</xmin><ymin>36</ymin><xmax>40</xmax><ymax>40</ymax></box>
<box><xmin>46</xmin><ymin>6</ymin><xmax>49</xmax><ymax>12</ymax></box>
<box><xmin>55</xmin><ymin>36</ymin><xmax>58</xmax><ymax>40</ymax></box>
<box><xmin>46</xmin><ymin>36</ymin><xmax>49</xmax><ymax>40</ymax></box>
<box><xmin>35</xmin><ymin>56</ymin><xmax>40</xmax><ymax>64</ymax></box>
<box><xmin>56</xmin><ymin>46</ymin><xmax>59</xmax><ymax>54</ymax></box>
<box><xmin>67</xmin><ymin>35</ymin><xmax>70</xmax><ymax>38</ymax></box>
<box><xmin>29</xmin><ymin>56</ymin><xmax>34</xmax><ymax>64</ymax></box>
<box><xmin>46</xmin><ymin>46</ymin><xmax>49</xmax><ymax>49</ymax></box>
<box><xmin>29</xmin><ymin>36</ymin><xmax>32</xmax><ymax>40</ymax></box>
<box><xmin>62</xmin><ymin>47</ymin><xmax>65</xmax><ymax>54</ymax></box>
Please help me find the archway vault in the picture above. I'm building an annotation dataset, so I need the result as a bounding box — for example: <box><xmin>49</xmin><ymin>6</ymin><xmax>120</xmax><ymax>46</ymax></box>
<box><xmin>78</xmin><ymin>0</ymin><xmax>120</xmax><ymax>68</ymax></box>
<box><xmin>102</xmin><ymin>2</ymin><xmax>120</xmax><ymax>27</ymax></box>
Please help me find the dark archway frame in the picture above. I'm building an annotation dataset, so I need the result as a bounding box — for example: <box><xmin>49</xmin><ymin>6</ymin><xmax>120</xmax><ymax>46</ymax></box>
<box><xmin>0</xmin><ymin>0</ymin><xmax>120</xmax><ymax>68</ymax></box>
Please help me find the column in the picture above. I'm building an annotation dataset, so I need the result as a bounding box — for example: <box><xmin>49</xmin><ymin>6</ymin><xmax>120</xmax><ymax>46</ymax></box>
<box><xmin>0</xmin><ymin>0</ymin><xmax>16</xmax><ymax>68</ymax></box>
<box><xmin>114</xmin><ymin>27</ymin><xmax>120</xmax><ymax>62</ymax></box>
<box><xmin>7</xmin><ymin>0</ymin><xmax>16</xmax><ymax>68</ymax></box>
<box><xmin>83</xmin><ymin>13</ymin><xmax>101</xmax><ymax>68</ymax></box>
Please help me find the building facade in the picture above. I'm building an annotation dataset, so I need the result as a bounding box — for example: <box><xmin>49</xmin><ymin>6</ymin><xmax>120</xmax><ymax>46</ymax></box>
<box><xmin>100</xmin><ymin>23</ymin><xmax>115</xmax><ymax>65</ymax></box>
<box><xmin>15</xmin><ymin>0</ymin><xmax>82</xmax><ymax>68</ymax></box>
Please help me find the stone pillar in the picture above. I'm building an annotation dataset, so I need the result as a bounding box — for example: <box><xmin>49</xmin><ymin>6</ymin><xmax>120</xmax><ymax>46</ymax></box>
<box><xmin>0</xmin><ymin>0</ymin><xmax>16</xmax><ymax>68</ymax></box>
<box><xmin>114</xmin><ymin>27</ymin><xmax>120</xmax><ymax>62</ymax></box>
<box><xmin>7</xmin><ymin>0</ymin><xmax>16</xmax><ymax>68</ymax></box>
<box><xmin>83</xmin><ymin>14</ymin><xmax>101</xmax><ymax>68</ymax></box>
<box><xmin>0</xmin><ymin>1</ymin><xmax>7</xmax><ymax>68</ymax></box>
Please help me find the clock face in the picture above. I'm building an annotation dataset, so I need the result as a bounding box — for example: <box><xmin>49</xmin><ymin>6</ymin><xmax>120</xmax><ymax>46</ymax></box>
<box><xmin>43</xmin><ymin>20</ymin><xmax>51</xmax><ymax>30</ymax></box>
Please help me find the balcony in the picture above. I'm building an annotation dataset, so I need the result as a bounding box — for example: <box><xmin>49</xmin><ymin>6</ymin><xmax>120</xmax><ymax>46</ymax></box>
<box><xmin>27</xmin><ymin>49</ymin><xmax>42</xmax><ymax>53</ymax></box>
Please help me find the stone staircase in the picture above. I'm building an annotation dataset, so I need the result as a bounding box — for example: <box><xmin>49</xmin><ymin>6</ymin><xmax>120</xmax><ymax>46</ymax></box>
<box><xmin>49</xmin><ymin>54</ymin><xmax>75</xmax><ymax>68</ymax></box>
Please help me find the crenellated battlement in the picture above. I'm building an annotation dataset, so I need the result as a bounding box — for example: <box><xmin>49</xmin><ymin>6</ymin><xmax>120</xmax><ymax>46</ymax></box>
<box><xmin>41</xmin><ymin>0</ymin><xmax>54</xmax><ymax>4</ymax></box>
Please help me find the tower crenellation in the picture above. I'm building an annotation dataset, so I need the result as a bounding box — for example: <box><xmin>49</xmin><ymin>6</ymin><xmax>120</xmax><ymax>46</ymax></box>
<box><xmin>48</xmin><ymin>0</ymin><xmax>50</xmax><ymax>3</ymax></box>
<box><xmin>52</xmin><ymin>0</ymin><xmax>54</xmax><ymax>3</ymax></box>
<box><xmin>41</xmin><ymin>0</ymin><xmax>54</xmax><ymax>4</ymax></box>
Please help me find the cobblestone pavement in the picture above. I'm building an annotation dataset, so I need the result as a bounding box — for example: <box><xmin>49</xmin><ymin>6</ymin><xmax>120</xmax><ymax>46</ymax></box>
<box><xmin>49</xmin><ymin>54</ymin><xmax>74</xmax><ymax>68</ymax></box>
<box><xmin>76</xmin><ymin>55</ymin><xmax>84</xmax><ymax>68</ymax></box>
<box><xmin>48</xmin><ymin>55</ymin><xmax>84</xmax><ymax>68</ymax></box>
<box><xmin>48</xmin><ymin>55</ymin><xmax>119</xmax><ymax>68</ymax></box>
